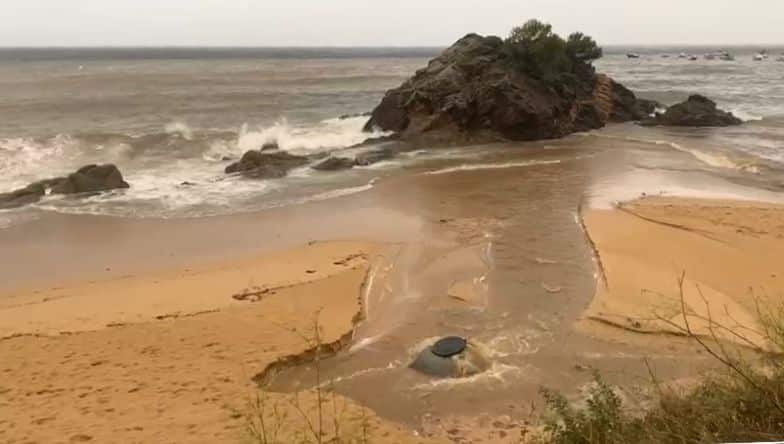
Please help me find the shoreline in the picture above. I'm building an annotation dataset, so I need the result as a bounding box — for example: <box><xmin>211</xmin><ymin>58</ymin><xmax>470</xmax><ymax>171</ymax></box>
<box><xmin>0</xmin><ymin>241</ymin><xmax>380</xmax><ymax>338</ymax></box>
<box><xmin>579</xmin><ymin>196</ymin><xmax>784</xmax><ymax>349</ymax></box>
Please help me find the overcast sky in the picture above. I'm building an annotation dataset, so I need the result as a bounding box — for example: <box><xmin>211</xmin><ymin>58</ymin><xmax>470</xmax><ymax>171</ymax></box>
<box><xmin>4</xmin><ymin>0</ymin><xmax>783</xmax><ymax>47</ymax></box>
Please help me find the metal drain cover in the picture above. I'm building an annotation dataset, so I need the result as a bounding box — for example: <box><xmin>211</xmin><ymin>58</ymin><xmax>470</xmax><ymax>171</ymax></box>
<box><xmin>431</xmin><ymin>336</ymin><xmax>467</xmax><ymax>358</ymax></box>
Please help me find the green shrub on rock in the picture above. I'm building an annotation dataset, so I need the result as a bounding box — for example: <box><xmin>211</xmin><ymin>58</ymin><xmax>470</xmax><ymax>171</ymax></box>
<box><xmin>503</xmin><ymin>19</ymin><xmax>602</xmax><ymax>84</ymax></box>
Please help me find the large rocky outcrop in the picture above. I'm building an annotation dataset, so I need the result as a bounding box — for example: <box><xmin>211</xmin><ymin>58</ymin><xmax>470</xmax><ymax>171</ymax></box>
<box><xmin>225</xmin><ymin>150</ymin><xmax>310</xmax><ymax>179</ymax></box>
<box><xmin>363</xmin><ymin>34</ymin><xmax>654</xmax><ymax>144</ymax></box>
<box><xmin>0</xmin><ymin>164</ymin><xmax>129</xmax><ymax>209</ymax></box>
<box><xmin>640</xmin><ymin>95</ymin><xmax>742</xmax><ymax>127</ymax></box>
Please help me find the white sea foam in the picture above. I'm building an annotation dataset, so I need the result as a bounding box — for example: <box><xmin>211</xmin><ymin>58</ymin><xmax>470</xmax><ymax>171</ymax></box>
<box><xmin>0</xmin><ymin>135</ymin><xmax>82</xmax><ymax>190</ymax></box>
<box><xmin>411</xmin><ymin>362</ymin><xmax>524</xmax><ymax>391</ymax></box>
<box><xmin>164</xmin><ymin>121</ymin><xmax>194</xmax><ymax>140</ymax></box>
<box><xmin>286</xmin><ymin>181</ymin><xmax>376</xmax><ymax>205</ymax></box>
<box><xmin>589</xmin><ymin>133</ymin><xmax>761</xmax><ymax>173</ymax></box>
<box><xmin>660</xmin><ymin>140</ymin><xmax>760</xmax><ymax>173</ymax></box>
<box><xmin>424</xmin><ymin>159</ymin><xmax>563</xmax><ymax>176</ymax></box>
<box><xmin>730</xmin><ymin>108</ymin><xmax>764</xmax><ymax>122</ymax></box>
<box><xmin>236</xmin><ymin>116</ymin><xmax>388</xmax><ymax>154</ymax></box>
<box><xmin>201</xmin><ymin>116</ymin><xmax>387</xmax><ymax>162</ymax></box>
<box><xmin>318</xmin><ymin>362</ymin><xmax>398</xmax><ymax>389</ymax></box>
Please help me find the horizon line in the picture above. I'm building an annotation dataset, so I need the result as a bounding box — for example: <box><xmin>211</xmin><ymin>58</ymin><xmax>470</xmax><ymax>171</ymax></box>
<box><xmin>0</xmin><ymin>43</ymin><xmax>783</xmax><ymax>50</ymax></box>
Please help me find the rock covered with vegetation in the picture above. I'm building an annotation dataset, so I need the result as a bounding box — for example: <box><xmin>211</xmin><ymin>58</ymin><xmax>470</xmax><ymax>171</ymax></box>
<box><xmin>364</xmin><ymin>20</ymin><xmax>656</xmax><ymax>144</ymax></box>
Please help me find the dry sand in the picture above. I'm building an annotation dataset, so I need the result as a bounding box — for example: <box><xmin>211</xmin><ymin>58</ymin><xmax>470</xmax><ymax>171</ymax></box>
<box><xmin>0</xmin><ymin>241</ymin><xmax>445</xmax><ymax>444</ymax></box>
<box><xmin>580</xmin><ymin>197</ymin><xmax>784</xmax><ymax>348</ymax></box>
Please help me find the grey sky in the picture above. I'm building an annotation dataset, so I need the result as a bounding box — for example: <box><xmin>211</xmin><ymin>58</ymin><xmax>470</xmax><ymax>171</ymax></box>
<box><xmin>4</xmin><ymin>0</ymin><xmax>783</xmax><ymax>47</ymax></box>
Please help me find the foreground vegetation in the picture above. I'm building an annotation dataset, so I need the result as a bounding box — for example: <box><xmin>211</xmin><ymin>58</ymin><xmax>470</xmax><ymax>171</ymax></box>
<box><xmin>541</xmin><ymin>276</ymin><xmax>784</xmax><ymax>444</ymax></box>
<box><xmin>542</xmin><ymin>368</ymin><xmax>784</xmax><ymax>444</ymax></box>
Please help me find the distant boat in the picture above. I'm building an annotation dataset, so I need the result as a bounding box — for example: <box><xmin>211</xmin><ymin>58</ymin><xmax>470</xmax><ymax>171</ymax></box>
<box><xmin>754</xmin><ymin>50</ymin><xmax>769</xmax><ymax>61</ymax></box>
<box><xmin>661</xmin><ymin>54</ymin><xmax>670</xmax><ymax>58</ymax></box>
<box><xmin>627</xmin><ymin>53</ymin><xmax>641</xmax><ymax>59</ymax></box>
<box><xmin>689</xmin><ymin>55</ymin><xmax>698</xmax><ymax>61</ymax></box>
<box><xmin>703</xmin><ymin>50</ymin><xmax>732</xmax><ymax>61</ymax></box>
<box><xmin>678</xmin><ymin>52</ymin><xmax>688</xmax><ymax>59</ymax></box>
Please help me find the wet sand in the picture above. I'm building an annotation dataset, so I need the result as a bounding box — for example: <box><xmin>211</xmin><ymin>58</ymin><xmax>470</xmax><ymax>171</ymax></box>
<box><xmin>581</xmin><ymin>197</ymin><xmax>784</xmax><ymax>348</ymax></box>
<box><xmin>2</xmin><ymin>133</ymin><xmax>782</xmax><ymax>443</ymax></box>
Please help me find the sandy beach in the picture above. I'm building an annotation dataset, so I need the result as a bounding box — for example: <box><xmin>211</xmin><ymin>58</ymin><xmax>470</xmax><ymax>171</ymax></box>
<box><xmin>0</xmin><ymin>240</ymin><xmax>453</xmax><ymax>443</ymax></box>
<box><xmin>581</xmin><ymin>197</ymin><xmax>784</xmax><ymax>348</ymax></box>
<box><xmin>2</xmin><ymin>138</ymin><xmax>784</xmax><ymax>443</ymax></box>
<box><xmin>3</xmin><ymin>7</ymin><xmax>784</xmax><ymax>443</ymax></box>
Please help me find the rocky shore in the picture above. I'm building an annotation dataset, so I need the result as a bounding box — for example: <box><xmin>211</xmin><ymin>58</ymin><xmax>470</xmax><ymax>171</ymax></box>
<box><xmin>640</xmin><ymin>94</ymin><xmax>743</xmax><ymax>127</ymax></box>
<box><xmin>362</xmin><ymin>33</ymin><xmax>656</xmax><ymax>145</ymax></box>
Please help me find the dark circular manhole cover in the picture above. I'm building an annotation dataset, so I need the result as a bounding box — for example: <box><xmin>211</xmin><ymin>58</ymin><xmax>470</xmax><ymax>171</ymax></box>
<box><xmin>432</xmin><ymin>336</ymin><xmax>467</xmax><ymax>358</ymax></box>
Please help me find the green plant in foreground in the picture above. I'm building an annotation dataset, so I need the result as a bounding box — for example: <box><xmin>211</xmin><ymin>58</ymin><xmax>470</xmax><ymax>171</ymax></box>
<box><xmin>243</xmin><ymin>312</ymin><xmax>372</xmax><ymax>444</ymax></box>
<box><xmin>541</xmin><ymin>372</ymin><xmax>634</xmax><ymax>444</ymax></box>
<box><xmin>541</xmin><ymin>274</ymin><xmax>784</xmax><ymax>444</ymax></box>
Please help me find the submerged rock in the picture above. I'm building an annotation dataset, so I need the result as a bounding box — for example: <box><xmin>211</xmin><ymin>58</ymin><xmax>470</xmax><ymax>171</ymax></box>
<box><xmin>225</xmin><ymin>150</ymin><xmax>309</xmax><ymax>179</ymax></box>
<box><xmin>0</xmin><ymin>183</ymin><xmax>46</xmax><ymax>210</ymax></box>
<box><xmin>363</xmin><ymin>33</ymin><xmax>654</xmax><ymax>144</ymax></box>
<box><xmin>410</xmin><ymin>337</ymin><xmax>491</xmax><ymax>378</ymax></box>
<box><xmin>640</xmin><ymin>95</ymin><xmax>742</xmax><ymax>127</ymax></box>
<box><xmin>48</xmin><ymin>164</ymin><xmax>130</xmax><ymax>195</ymax></box>
<box><xmin>0</xmin><ymin>164</ymin><xmax>129</xmax><ymax>209</ymax></box>
<box><xmin>355</xmin><ymin>146</ymin><xmax>397</xmax><ymax>167</ymax></box>
<box><xmin>311</xmin><ymin>156</ymin><xmax>356</xmax><ymax>171</ymax></box>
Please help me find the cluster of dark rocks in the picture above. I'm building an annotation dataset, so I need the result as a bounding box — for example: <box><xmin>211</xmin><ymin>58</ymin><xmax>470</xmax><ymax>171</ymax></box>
<box><xmin>223</xmin><ymin>145</ymin><xmax>399</xmax><ymax>178</ymax></box>
<box><xmin>1</xmin><ymin>35</ymin><xmax>744</xmax><ymax>210</ymax></box>
<box><xmin>640</xmin><ymin>94</ymin><xmax>742</xmax><ymax>127</ymax></box>
<box><xmin>0</xmin><ymin>164</ymin><xmax>129</xmax><ymax>210</ymax></box>
<box><xmin>362</xmin><ymin>33</ymin><xmax>742</xmax><ymax>143</ymax></box>
<box><xmin>362</xmin><ymin>34</ymin><xmax>656</xmax><ymax>144</ymax></box>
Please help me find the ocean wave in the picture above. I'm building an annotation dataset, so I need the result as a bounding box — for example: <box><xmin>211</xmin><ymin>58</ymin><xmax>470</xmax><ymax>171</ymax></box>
<box><xmin>200</xmin><ymin>116</ymin><xmax>388</xmax><ymax>161</ymax></box>
<box><xmin>236</xmin><ymin>116</ymin><xmax>387</xmax><ymax>154</ymax></box>
<box><xmin>588</xmin><ymin>133</ymin><xmax>762</xmax><ymax>173</ymax></box>
<box><xmin>163</xmin><ymin>121</ymin><xmax>194</xmax><ymax>141</ymax></box>
<box><xmin>730</xmin><ymin>108</ymin><xmax>764</xmax><ymax>122</ymax></box>
<box><xmin>0</xmin><ymin>135</ymin><xmax>84</xmax><ymax>189</ymax></box>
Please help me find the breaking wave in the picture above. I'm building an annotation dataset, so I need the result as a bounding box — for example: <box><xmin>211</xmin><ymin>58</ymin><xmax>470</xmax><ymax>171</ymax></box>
<box><xmin>730</xmin><ymin>108</ymin><xmax>764</xmax><ymax>122</ymax></box>
<box><xmin>237</xmin><ymin>116</ymin><xmax>386</xmax><ymax>154</ymax></box>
